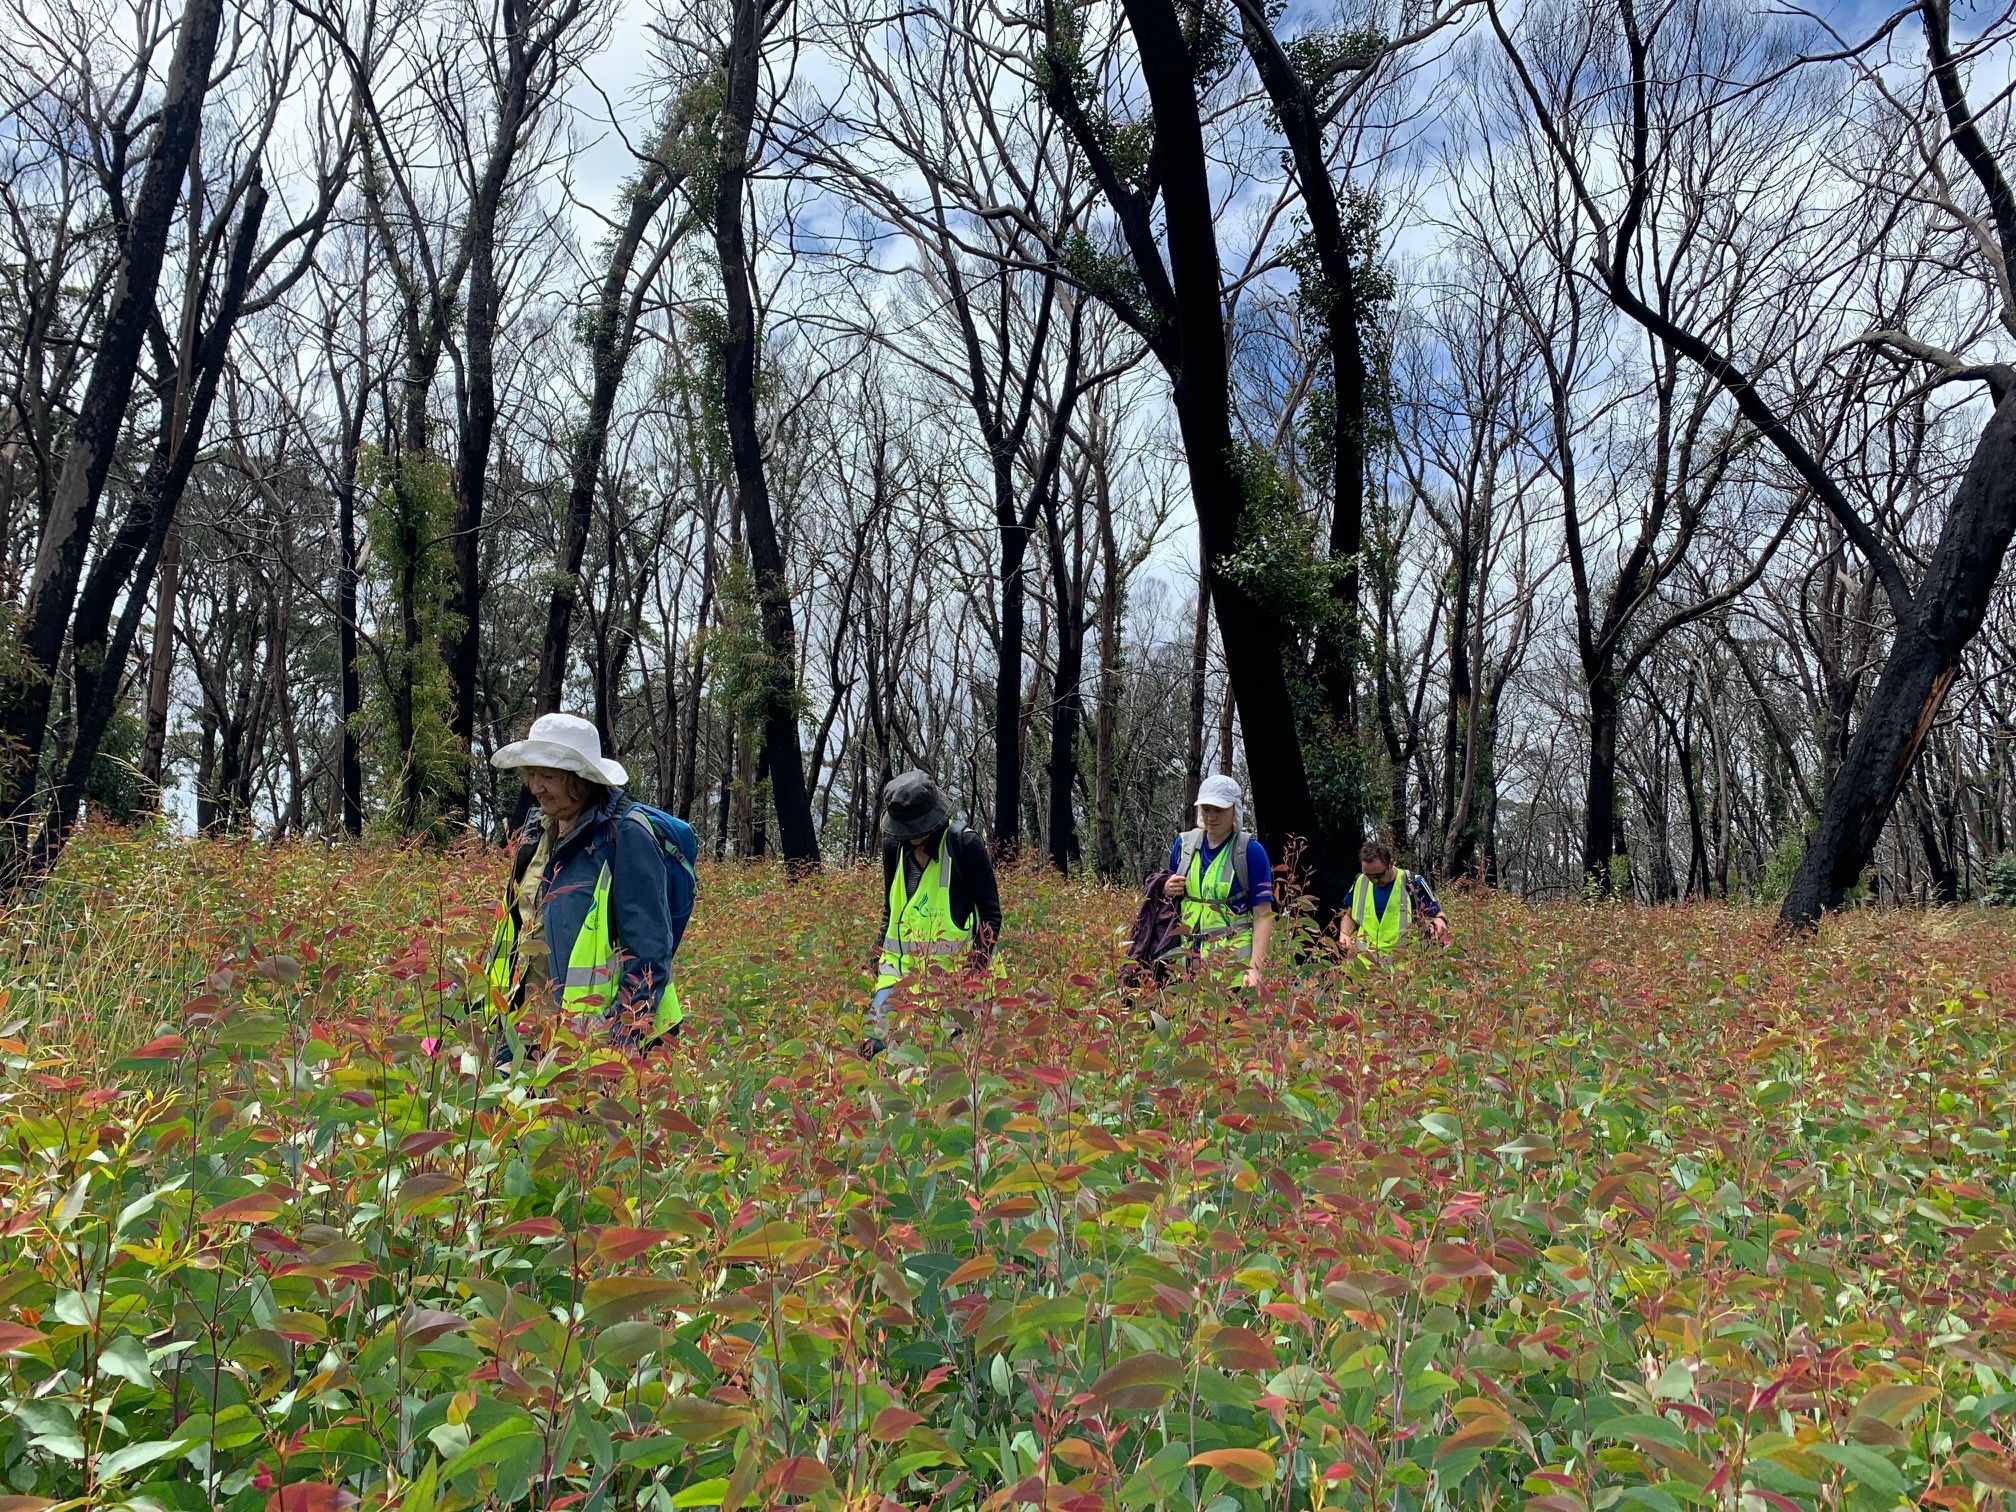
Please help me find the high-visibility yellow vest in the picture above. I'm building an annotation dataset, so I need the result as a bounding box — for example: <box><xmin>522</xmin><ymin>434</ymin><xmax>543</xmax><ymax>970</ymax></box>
<box><xmin>486</xmin><ymin>837</ymin><xmax>682</xmax><ymax>1036</ymax></box>
<box><xmin>876</xmin><ymin>829</ymin><xmax>972</xmax><ymax>990</ymax></box>
<box><xmin>1180</xmin><ymin>842</ymin><xmax>1252</xmax><ymax>959</ymax></box>
<box><xmin>1350</xmin><ymin>869</ymin><xmax>1413</xmax><ymax>953</ymax></box>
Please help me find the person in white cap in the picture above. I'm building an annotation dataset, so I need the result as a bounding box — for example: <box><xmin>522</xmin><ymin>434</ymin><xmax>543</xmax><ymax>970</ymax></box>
<box><xmin>481</xmin><ymin>712</ymin><xmax>683</xmax><ymax>1054</ymax></box>
<box><xmin>1161</xmin><ymin>774</ymin><xmax>1274</xmax><ymax>987</ymax></box>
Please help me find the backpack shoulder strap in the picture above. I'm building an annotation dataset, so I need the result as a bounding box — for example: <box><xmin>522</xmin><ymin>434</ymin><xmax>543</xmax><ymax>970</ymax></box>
<box><xmin>1231</xmin><ymin>830</ymin><xmax>1252</xmax><ymax>903</ymax></box>
<box><xmin>625</xmin><ymin>803</ymin><xmax>698</xmax><ymax>882</ymax></box>
<box><xmin>1177</xmin><ymin>827</ymin><xmax>1203</xmax><ymax>879</ymax></box>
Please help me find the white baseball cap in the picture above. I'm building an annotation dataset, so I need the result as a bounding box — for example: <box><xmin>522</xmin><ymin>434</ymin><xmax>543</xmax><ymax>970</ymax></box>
<box><xmin>1194</xmin><ymin>774</ymin><xmax>1242</xmax><ymax>812</ymax></box>
<box><xmin>491</xmin><ymin>712</ymin><xmax>629</xmax><ymax>787</ymax></box>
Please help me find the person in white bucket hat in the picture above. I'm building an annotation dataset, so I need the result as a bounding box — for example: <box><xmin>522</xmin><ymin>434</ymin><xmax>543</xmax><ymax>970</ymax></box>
<box><xmin>1159</xmin><ymin>773</ymin><xmax>1275</xmax><ymax>988</ymax></box>
<box><xmin>481</xmin><ymin>713</ymin><xmax>683</xmax><ymax>1055</ymax></box>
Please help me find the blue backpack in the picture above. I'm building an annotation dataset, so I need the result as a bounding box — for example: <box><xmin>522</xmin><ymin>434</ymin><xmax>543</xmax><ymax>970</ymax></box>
<box><xmin>619</xmin><ymin>801</ymin><xmax>699</xmax><ymax>952</ymax></box>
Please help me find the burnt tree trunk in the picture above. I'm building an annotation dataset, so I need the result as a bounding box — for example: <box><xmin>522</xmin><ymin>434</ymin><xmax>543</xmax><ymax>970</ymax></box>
<box><xmin>0</xmin><ymin>0</ymin><xmax>226</xmax><ymax>838</ymax></box>
<box><xmin>335</xmin><ymin>388</ymin><xmax>366</xmax><ymax>836</ymax></box>
<box><xmin>712</xmin><ymin>0</ymin><xmax>819</xmax><ymax>868</ymax></box>
<box><xmin>1583</xmin><ymin>670</ymin><xmax>1621</xmax><ymax>896</ymax></box>
<box><xmin>1184</xmin><ymin>571</ymin><xmax>1209</xmax><ymax>804</ymax></box>
<box><xmin>1782</xmin><ymin>392</ymin><xmax>2016</xmax><ymax>924</ymax></box>
<box><xmin>1118</xmin><ymin>0</ymin><xmax>1335</xmax><ymax>910</ymax></box>
<box><xmin>29</xmin><ymin>184</ymin><xmax>270</xmax><ymax>877</ymax></box>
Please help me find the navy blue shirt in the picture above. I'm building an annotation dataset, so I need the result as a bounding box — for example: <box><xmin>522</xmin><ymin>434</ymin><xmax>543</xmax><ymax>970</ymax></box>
<box><xmin>1167</xmin><ymin>834</ymin><xmax>1274</xmax><ymax>913</ymax></box>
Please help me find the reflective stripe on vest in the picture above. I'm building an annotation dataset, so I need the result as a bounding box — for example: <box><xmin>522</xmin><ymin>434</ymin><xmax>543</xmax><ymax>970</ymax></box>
<box><xmin>1351</xmin><ymin>869</ymin><xmax>1412</xmax><ymax>952</ymax></box>
<box><xmin>1181</xmin><ymin>841</ymin><xmax>1252</xmax><ymax>958</ymax></box>
<box><xmin>877</xmin><ymin>830</ymin><xmax>971</xmax><ymax>989</ymax></box>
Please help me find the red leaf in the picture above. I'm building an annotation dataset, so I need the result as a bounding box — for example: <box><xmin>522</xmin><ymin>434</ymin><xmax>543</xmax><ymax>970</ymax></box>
<box><xmin>398</xmin><ymin>1309</ymin><xmax>468</xmax><ymax>1348</ymax></box>
<box><xmin>125</xmin><ymin>1034</ymin><xmax>185</xmax><ymax>1060</ymax></box>
<box><xmin>200</xmin><ymin>1188</ymin><xmax>295</xmax><ymax>1226</ymax></box>
<box><xmin>871</xmin><ymin>1409</ymin><xmax>923</xmax><ymax>1442</ymax></box>
<box><xmin>0</xmin><ymin>1325</ymin><xmax>45</xmax><ymax>1354</ymax></box>
<box><xmin>1187</xmin><ymin>1449</ymin><xmax>1274</xmax><ymax>1488</ymax></box>
<box><xmin>594</xmin><ymin>1226</ymin><xmax>674</xmax><ymax>1263</ymax></box>
<box><xmin>1207</xmin><ymin>1325</ymin><xmax>1279</xmax><ymax>1373</ymax></box>
<box><xmin>266</xmin><ymin>1485</ymin><xmax>357</xmax><ymax>1512</ymax></box>
<box><xmin>765</xmin><ymin>1457</ymin><xmax>835</xmax><ymax>1497</ymax></box>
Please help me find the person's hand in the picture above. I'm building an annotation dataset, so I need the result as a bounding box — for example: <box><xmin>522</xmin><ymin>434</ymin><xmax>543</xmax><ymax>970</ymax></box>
<box><xmin>1242</xmin><ymin>964</ymin><xmax>1262</xmax><ymax>989</ymax></box>
<box><xmin>1161</xmin><ymin>874</ymin><xmax>1187</xmax><ymax>899</ymax></box>
<box><xmin>1429</xmin><ymin>916</ymin><xmax>1453</xmax><ymax>945</ymax></box>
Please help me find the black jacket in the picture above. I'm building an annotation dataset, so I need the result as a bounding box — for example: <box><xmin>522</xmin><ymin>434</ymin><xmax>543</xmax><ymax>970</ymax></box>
<box><xmin>874</xmin><ymin>826</ymin><xmax>1002</xmax><ymax>970</ymax></box>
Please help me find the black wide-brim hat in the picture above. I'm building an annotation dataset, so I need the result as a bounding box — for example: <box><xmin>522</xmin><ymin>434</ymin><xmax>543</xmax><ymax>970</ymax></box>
<box><xmin>881</xmin><ymin>769</ymin><xmax>952</xmax><ymax>840</ymax></box>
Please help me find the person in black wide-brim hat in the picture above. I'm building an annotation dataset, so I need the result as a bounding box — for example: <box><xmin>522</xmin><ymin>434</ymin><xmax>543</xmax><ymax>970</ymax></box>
<box><xmin>863</xmin><ymin>770</ymin><xmax>1002</xmax><ymax>1056</ymax></box>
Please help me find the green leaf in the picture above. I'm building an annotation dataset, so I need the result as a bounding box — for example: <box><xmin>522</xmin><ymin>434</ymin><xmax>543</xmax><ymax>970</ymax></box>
<box><xmin>1590</xmin><ymin>1413</ymin><xmax>1689</xmax><ymax>1450</ymax></box>
<box><xmin>1419</xmin><ymin>1111</ymin><xmax>1462</xmax><ymax>1144</ymax></box>
<box><xmin>1616</xmin><ymin>1486</ymin><xmax>1690</xmax><ymax>1512</ymax></box>
<box><xmin>1811</xmin><ymin>1442</ymin><xmax>1907</xmax><ymax>1499</ymax></box>
<box><xmin>439</xmin><ymin>1420</ymin><xmax>540</xmax><ymax>1484</ymax></box>
<box><xmin>1266</xmin><ymin>1363</ymin><xmax>1325</xmax><ymax>1404</ymax></box>
<box><xmin>618</xmin><ymin>1436</ymin><xmax>690</xmax><ymax>1470</ymax></box>
<box><xmin>592</xmin><ymin>1320</ymin><xmax>666</xmax><ymax>1370</ymax></box>
<box><xmin>98</xmin><ymin>1333</ymin><xmax>156</xmax><ymax>1389</ymax></box>
<box><xmin>1651</xmin><ymin>1359</ymin><xmax>1694</xmax><ymax>1401</ymax></box>
<box><xmin>115</xmin><ymin>1176</ymin><xmax>185</xmax><ymax>1237</ymax></box>
<box><xmin>96</xmin><ymin>1438</ymin><xmax>189</xmax><ymax>1482</ymax></box>
<box><xmin>1119</xmin><ymin>1439</ymin><xmax>1192</xmax><ymax>1509</ymax></box>
<box><xmin>402</xmin><ymin>1459</ymin><xmax>439</xmax><ymax>1512</ymax></box>
<box><xmin>669</xmin><ymin>1480</ymin><xmax>729</xmax><ymax>1508</ymax></box>
<box><xmin>52</xmin><ymin>1173</ymin><xmax>90</xmax><ymax>1234</ymax></box>
<box><xmin>659</xmin><ymin>1397</ymin><xmax>752</xmax><ymax>1443</ymax></box>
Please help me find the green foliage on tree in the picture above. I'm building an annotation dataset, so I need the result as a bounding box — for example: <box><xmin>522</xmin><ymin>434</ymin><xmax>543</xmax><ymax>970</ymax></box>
<box><xmin>359</xmin><ymin>448</ymin><xmax>465</xmax><ymax>838</ymax></box>
<box><xmin>82</xmin><ymin>706</ymin><xmax>148</xmax><ymax>824</ymax></box>
<box><xmin>1985</xmin><ymin>851</ymin><xmax>2016</xmax><ymax>906</ymax></box>
<box><xmin>1220</xmin><ymin>443</ymin><xmax>1372</xmax><ymax>830</ymax></box>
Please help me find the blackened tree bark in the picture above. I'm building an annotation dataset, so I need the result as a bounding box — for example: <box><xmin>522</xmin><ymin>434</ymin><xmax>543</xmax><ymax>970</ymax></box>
<box><xmin>1784</xmin><ymin>390</ymin><xmax>2016</xmax><ymax>918</ymax></box>
<box><xmin>0</xmin><ymin>0</ymin><xmax>226</xmax><ymax>839</ymax></box>
<box><xmin>138</xmin><ymin>531</ymin><xmax>182</xmax><ymax>795</ymax></box>
<box><xmin>1230</xmin><ymin>0</ymin><xmax>1380</xmax><ymax>843</ymax></box>
<box><xmin>1042</xmin><ymin>469</ymin><xmax>1088</xmax><ymax>873</ymax></box>
<box><xmin>713</xmin><ymin>0</ymin><xmax>820</xmax><ymax>868</ymax></box>
<box><xmin>1184</xmin><ymin>572</ymin><xmax>1210</xmax><ymax>803</ymax></box>
<box><xmin>26</xmin><ymin>184</ymin><xmax>273</xmax><ymax>878</ymax></box>
<box><xmin>331</xmin><ymin>314</ymin><xmax>369</xmax><ymax>837</ymax></box>
<box><xmin>1043</xmin><ymin>0</ymin><xmax>1339</xmax><ymax>912</ymax></box>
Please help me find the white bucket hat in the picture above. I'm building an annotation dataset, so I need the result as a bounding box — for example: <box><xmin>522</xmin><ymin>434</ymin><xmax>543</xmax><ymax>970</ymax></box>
<box><xmin>491</xmin><ymin>712</ymin><xmax>628</xmax><ymax>788</ymax></box>
<box><xmin>1194</xmin><ymin>773</ymin><xmax>1242</xmax><ymax>813</ymax></box>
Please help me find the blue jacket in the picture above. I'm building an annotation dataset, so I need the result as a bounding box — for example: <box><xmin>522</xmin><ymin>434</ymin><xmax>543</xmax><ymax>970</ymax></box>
<box><xmin>521</xmin><ymin>792</ymin><xmax>673</xmax><ymax>1018</ymax></box>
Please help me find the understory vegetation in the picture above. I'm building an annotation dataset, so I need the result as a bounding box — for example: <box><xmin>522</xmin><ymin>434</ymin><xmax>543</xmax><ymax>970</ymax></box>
<box><xmin>0</xmin><ymin>832</ymin><xmax>2012</xmax><ymax>1510</ymax></box>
